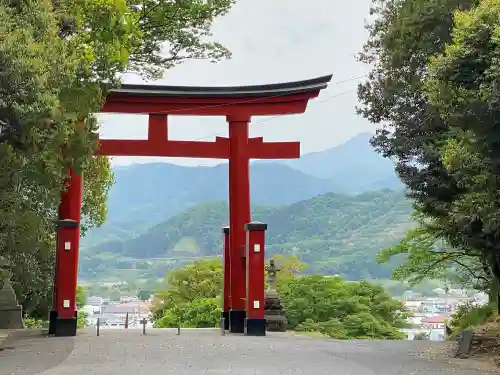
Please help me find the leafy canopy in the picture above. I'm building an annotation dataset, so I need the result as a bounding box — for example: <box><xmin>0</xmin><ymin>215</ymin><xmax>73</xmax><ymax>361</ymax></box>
<box><xmin>152</xmin><ymin>258</ymin><xmax>409</xmax><ymax>338</ymax></box>
<box><xmin>0</xmin><ymin>0</ymin><xmax>235</xmax><ymax>316</ymax></box>
<box><xmin>357</xmin><ymin>0</ymin><xmax>500</xmax><ymax>293</ymax></box>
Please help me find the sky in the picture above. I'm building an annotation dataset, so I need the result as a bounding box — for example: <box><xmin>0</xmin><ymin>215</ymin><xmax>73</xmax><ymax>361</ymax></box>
<box><xmin>98</xmin><ymin>0</ymin><xmax>374</xmax><ymax>167</ymax></box>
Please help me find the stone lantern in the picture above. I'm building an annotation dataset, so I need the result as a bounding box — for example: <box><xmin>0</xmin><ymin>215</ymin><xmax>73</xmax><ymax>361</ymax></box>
<box><xmin>264</xmin><ymin>259</ymin><xmax>287</xmax><ymax>332</ymax></box>
<box><xmin>0</xmin><ymin>256</ymin><xmax>24</xmax><ymax>329</ymax></box>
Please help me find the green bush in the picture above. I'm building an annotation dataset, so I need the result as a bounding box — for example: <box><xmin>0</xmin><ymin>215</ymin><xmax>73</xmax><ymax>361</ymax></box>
<box><xmin>77</xmin><ymin>311</ymin><xmax>87</xmax><ymax>329</ymax></box>
<box><xmin>449</xmin><ymin>301</ymin><xmax>495</xmax><ymax>334</ymax></box>
<box><xmin>23</xmin><ymin>318</ymin><xmax>49</xmax><ymax>329</ymax></box>
<box><xmin>155</xmin><ymin>298</ymin><xmax>220</xmax><ymax>328</ymax></box>
<box><xmin>153</xmin><ymin>258</ymin><xmax>409</xmax><ymax>339</ymax></box>
<box><xmin>279</xmin><ymin>275</ymin><xmax>409</xmax><ymax>339</ymax></box>
<box><xmin>296</xmin><ymin>318</ymin><xmax>350</xmax><ymax>339</ymax></box>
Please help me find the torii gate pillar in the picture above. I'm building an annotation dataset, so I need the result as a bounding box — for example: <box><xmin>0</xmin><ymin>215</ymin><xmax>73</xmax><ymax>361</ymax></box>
<box><xmin>227</xmin><ymin>115</ymin><xmax>251</xmax><ymax>332</ymax></box>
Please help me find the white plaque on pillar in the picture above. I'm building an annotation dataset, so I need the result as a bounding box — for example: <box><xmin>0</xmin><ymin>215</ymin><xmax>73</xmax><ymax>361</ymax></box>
<box><xmin>253</xmin><ymin>244</ymin><xmax>261</xmax><ymax>253</ymax></box>
<box><xmin>63</xmin><ymin>299</ymin><xmax>70</xmax><ymax>308</ymax></box>
<box><xmin>253</xmin><ymin>300</ymin><xmax>260</xmax><ymax>309</ymax></box>
<box><xmin>64</xmin><ymin>241</ymin><xmax>71</xmax><ymax>251</ymax></box>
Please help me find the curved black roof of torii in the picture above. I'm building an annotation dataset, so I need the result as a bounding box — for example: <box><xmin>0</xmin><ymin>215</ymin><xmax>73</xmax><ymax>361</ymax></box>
<box><xmin>110</xmin><ymin>74</ymin><xmax>333</xmax><ymax>98</ymax></box>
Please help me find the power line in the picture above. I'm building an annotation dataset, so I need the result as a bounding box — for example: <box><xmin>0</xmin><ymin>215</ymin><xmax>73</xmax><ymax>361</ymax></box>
<box><xmin>187</xmin><ymin>76</ymin><xmax>364</xmax><ymax>142</ymax></box>
<box><xmin>124</xmin><ymin>74</ymin><xmax>366</xmax><ymax>117</ymax></box>
<box><xmin>250</xmin><ymin>88</ymin><xmax>357</xmax><ymax>128</ymax></box>
<box><xmin>104</xmin><ymin>74</ymin><xmax>365</xmax><ymax>149</ymax></box>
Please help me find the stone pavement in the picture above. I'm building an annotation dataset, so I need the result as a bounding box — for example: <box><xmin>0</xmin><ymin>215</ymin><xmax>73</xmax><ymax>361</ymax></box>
<box><xmin>0</xmin><ymin>328</ymin><xmax>496</xmax><ymax>375</ymax></box>
<box><xmin>0</xmin><ymin>329</ymin><xmax>19</xmax><ymax>349</ymax></box>
<box><xmin>0</xmin><ymin>330</ymin><xmax>7</xmax><ymax>345</ymax></box>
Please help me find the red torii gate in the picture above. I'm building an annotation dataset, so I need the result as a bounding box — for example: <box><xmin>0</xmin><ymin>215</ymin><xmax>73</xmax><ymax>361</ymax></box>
<box><xmin>49</xmin><ymin>75</ymin><xmax>332</xmax><ymax>336</ymax></box>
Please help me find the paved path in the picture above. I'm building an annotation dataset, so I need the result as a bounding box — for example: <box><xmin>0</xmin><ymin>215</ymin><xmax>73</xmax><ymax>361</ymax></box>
<box><xmin>0</xmin><ymin>328</ymin><xmax>495</xmax><ymax>375</ymax></box>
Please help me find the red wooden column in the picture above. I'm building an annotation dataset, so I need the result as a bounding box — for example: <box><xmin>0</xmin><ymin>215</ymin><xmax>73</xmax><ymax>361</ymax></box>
<box><xmin>244</xmin><ymin>222</ymin><xmax>267</xmax><ymax>336</ymax></box>
<box><xmin>227</xmin><ymin>115</ymin><xmax>251</xmax><ymax>333</ymax></box>
<box><xmin>221</xmin><ymin>226</ymin><xmax>231</xmax><ymax>330</ymax></box>
<box><xmin>54</xmin><ymin>168</ymin><xmax>83</xmax><ymax>336</ymax></box>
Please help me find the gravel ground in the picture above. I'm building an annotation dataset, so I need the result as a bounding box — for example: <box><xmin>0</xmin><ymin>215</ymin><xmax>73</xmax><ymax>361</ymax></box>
<box><xmin>0</xmin><ymin>328</ymin><xmax>497</xmax><ymax>375</ymax></box>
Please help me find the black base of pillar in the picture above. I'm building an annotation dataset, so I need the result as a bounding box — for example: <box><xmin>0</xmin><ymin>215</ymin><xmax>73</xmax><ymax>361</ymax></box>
<box><xmin>221</xmin><ymin>311</ymin><xmax>230</xmax><ymax>330</ymax></box>
<box><xmin>229</xmin><ymin>310</ymin><xmax>245</xmax><ymax>333</ymax></box>
<box><xmin>48</xmin><ymin>310</ymin><xmax>58</xmax><ymax>335</ymax></box>
<box><xmin>54</xmin><ymin>316</ymin><xmax>77</xmax><ymax>337</ymax></box>
<box><xmin>245</xmin><ymin>318</ymin><xmax>266</xmax><ymax>336</ymax></box>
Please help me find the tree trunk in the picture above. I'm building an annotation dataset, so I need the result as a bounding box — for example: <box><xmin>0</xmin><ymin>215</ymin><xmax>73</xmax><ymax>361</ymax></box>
<box><xmin>486</xmin><ymin>253</ymin><xmax>500</xmax><ymax>313</ymax></box>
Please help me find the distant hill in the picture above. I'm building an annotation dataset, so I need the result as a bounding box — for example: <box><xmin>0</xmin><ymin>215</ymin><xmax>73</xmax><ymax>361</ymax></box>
<box><xmin>82</xmin><ymin>132</ymin><xmax>402</xmax><ymax>248</ymax></box>
<box><xmin>81</xmin><ymin>189</ymin><xmax>413</xmax><ymax>281</ymax></box>
<box><xmin>276</xmin><ymin>132</ymin><xmax>402</xmax><ymax>191</ymax></box>
<box><xmin>82</xmin><ymin>162</ymin><xmax>337</xmax><ymax>247</ymax></box>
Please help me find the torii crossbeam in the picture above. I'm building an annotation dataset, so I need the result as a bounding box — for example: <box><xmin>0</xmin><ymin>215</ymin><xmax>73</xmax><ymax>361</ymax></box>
<box><xmin>49</xmin><ymin>75</ymin><xmax>332</xmax><ymax>336</ymax></box>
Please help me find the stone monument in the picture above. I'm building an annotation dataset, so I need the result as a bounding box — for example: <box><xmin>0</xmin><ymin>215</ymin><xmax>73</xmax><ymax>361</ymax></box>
<box><xmin>264</xmin><ymin>259</ymin><xmax>287</xmax><ymax>332</ymax></box>
<box><xmin>0</xmin><ymin>256</ymin><xmax>24</xmax><ymax>329</ymax></box>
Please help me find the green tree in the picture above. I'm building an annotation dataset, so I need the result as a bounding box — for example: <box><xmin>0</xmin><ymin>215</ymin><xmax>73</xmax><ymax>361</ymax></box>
<box><xmin>357</xmin><ymin>0</ymin><xmax>477</xmax><ymax>220</ymax></box>
<box><xmin>377</xmin><ymin>225</ymin><xmax>489</xmax><ymax>290</ymax></box>
<box><xmin>76</xmin><ymin>285</ymin><xmax>87</xmax><ymax>308</ymax></box>
<box><xmin>0</xmin><ymin>0</ymin><xmax>76</xmax><ymax>313</ymax></box>
<box><xmin>155</xmin><ymin>298</ymin><xmax>220</xmax><ymax>328</ymax></box>
<box><xmin>372</xmin><ymin>0</ymin><xmax>500</xmax><ymax>303</ymax></box>
<box><xmin>152</xmin><ymin>258</ymin><xmax>409</xmax><ymax>337</ymax></box>
<box><xmin>137</xmin><ymin>290</ymin><xmax>152</xmax><ymax>301</ymax></box>
<box><xmin>270</xmin><ymin>254</ymin><xmax>307</xmax><ymax>281</ymax></box>
<box><xmin>81</xmin><ymin>156</ymin><xmax>115</xmax><ymax>235</ymax></box>
<box><xmin>108</xmin><ymin>288</ymin><xmax>122</xmax><ymax>302</ymax></box>
<box><xmin>357</xmin><ymin>0</ymin><xmax>500</xmax><ymax>296</ymax></box>
<box><xmin>76</xmin><ymin>284</ymin><xmax>87</xmax><ymax>328</ymax></box>
<box><xmin>152</xmin><ymin>258</ymin><xmax>222</xmax><ymax>321</ymax></box>
<box><xmin>124</xmin><ymin>0</ymin><xmax>234</xmax><ymax>79</ymax></box>
<box><xmin>0</xmin><ymin>0</ymin><xmax>235</xmax><ymax>315</ymax></box>
<box><xmin>423</xmin><ymin>0</ymin><xmax>500</xmax><ymax>291</ymax></box>
<box><xmin>278</xmin><ymin>275</ymin><xmax>409</xmax><ymax>339</ymax></box>
<box><xmin>356</xmin><ymin>0</ymin><xmax>474</xmax><ymax>244</ymax></box>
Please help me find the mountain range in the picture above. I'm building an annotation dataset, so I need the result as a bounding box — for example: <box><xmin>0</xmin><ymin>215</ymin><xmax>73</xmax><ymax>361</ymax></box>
<box><xmin>79</xmin><ymin>189</ymin><xmax>413</xmax><ymax>282</ymax></box>
<box><xmin>82</xmin><ymin>132</ymin><xmax>402</xmax><ymax>248</ymax></box>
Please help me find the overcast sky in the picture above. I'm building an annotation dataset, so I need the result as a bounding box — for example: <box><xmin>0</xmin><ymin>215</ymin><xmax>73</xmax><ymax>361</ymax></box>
<box><xmin>99</xmin><ymin>0</ymin><xmax>374</xmax><ymax>167</ymax></box>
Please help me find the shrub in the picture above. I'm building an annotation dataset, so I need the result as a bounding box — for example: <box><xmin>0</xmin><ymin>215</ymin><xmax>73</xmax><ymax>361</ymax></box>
<box><xmin>23</xmin><ymin>318</ymin><xmax>49</xmax><ymax>329</ymax></box>
<box><xmin>449</xmin><ymin>301</ymin><xmax>495</xmax><ymax>334</ymax></box>
<box><xmin>77</xmin><ymin>312</ymin><xmax>87</xmax><ymax>328</ymax></box>
<box><xmin>154</xmin><ymin>298</ymin><xmax>220</xmax><ymax>328</ymax></box>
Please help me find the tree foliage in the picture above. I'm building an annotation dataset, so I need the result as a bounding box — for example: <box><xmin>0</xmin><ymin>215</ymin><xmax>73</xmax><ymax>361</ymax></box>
<box><xmin>423</xmin><ymin>0</ymin><xmax>500</xmax><ymax>284</ymax></box>
<box><xmin>81</xmin><ymin>156</ymin><xmax>115</xmax><ymax>235</ymax></box>
<box><xmin>0</xmin><ymin>0</ymin><xmax>235</xmax><ymax>315</ymax></box>
<box><xmin>152</xmin><ymin>258</ymin><xmax>410</xmax><ymax>338</ymax></box>
<box><xmin>281</xmin><ymin>275</ymin><xmax>408</xmax><ymax>339</ymax></box>
<box><xmin>126</xmin><ymin>0</ymin><xmax>234</xmax><ymax>79</ymax></box>
<box><xmin>358</xmin><ymin>0</ymin><xmax>500</xmax><ymax>296</ymax></box>
<box><xmin>76</xmin><ymin>284</ymin><xmax>87</xmax><ymax>309</ymax></box>
<box><xmin>269</xmin><ymin>254</ymin><xmax>307</xmax><ymax>283</ymax></box>
<box><xmin>449</xmin><ymin>300</ymin><xmax>495</xmax><ymax>334</ymax></box>
<box><xmin>152</xmin><ymin>258</ymin><xmax>222</xmax><ymax>326</ymax></box>
<box><xmin>377</xmin><ymin>225</ymin><xmax>489</xmax><ymax>290</ymax></box>
<box><xmin>137</xmin><ymin>290</ymin><xmax>152</xmax><ymax>301</ymax></box>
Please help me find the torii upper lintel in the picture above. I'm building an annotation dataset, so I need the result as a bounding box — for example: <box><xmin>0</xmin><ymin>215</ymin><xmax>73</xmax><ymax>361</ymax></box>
<box><xmin>101</xmin><ymin>74</ymin><xmax>333</xmax><ymax>116</ymax></box>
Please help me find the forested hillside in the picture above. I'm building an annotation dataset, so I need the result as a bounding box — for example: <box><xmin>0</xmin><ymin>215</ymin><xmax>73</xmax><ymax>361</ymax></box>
<box><xmin>81</xmin><ymin>189</ymin><xmax>413</xmax><ymax>280</ymax></box>
<box><xmin>83</xmin><ymin>163</ymin><xmax>338</xmax><ymax>248</ymax></box>
<box><xmin>275</xmin><ymin>133</ymin><xmax>401</xmax><ymax>191</ymax></box>
<box><xmin>82</xmin><ymin>133</ymin><xmax>401</xmax><ymax>248</ymax></box>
